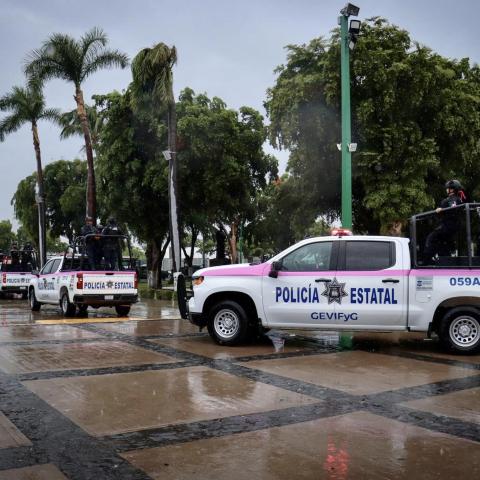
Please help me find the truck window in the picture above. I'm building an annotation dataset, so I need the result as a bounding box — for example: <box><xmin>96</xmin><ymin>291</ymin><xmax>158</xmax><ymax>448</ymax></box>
<box><xmin>281</xmin><ymin>242</ymin><xmax>333</xmax><ymax>272</ymax></box>
<box><xmin>40</xmin><ymin>260</ymin><xmax>55</xmax><ymax>275</ymax></box>
<box><xmin>343</xmin><ymin>241</ymin><xmax>395</xmax><ymax>271</ymax></box>
<box><xmin>50</xmin><ymin>259</ymin><xmax>62</xmax><ymax>274</ymax></box>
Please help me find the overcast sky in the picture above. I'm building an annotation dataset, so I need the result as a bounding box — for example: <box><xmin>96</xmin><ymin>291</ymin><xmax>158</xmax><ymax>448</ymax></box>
<box><xmin>0</xmin><ymin>0</ymin><xmax>479</xmax><ymax>226</ymax></box>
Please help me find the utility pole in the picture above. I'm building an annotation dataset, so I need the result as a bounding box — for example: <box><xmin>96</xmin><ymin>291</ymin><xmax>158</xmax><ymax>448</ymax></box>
<box><xmin>339</xmin><ymin>3</ymin><xmax>361</xmax><ymax>230</ymax></box>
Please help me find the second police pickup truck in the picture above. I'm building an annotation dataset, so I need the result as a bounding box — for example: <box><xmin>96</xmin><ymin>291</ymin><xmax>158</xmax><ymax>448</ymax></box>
<box><xmin>29</xmin><ymin>234</ymin><xmax>138</xmax><ymax>317</ymax></box>
<box><xmin>186</xmin><ymin>204</ymin><xmax>480</xmax><ymax>354</ymax></box>
<box><xmin>0</xmin><ymin>248</ymin><xmax>38</xmax><ymax>299</ymax></box>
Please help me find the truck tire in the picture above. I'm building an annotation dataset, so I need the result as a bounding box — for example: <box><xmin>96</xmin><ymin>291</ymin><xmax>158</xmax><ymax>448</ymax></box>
<box><xmin>207</xmin><ymin>300</ymin><xmax>250</xmax><ymax>346</ymax></box>
<box><xmin>60</xmin><ymin>292</ymin><xmax>76</xmax><ymax>317</ymax></box>
<box><xmin>78</xmin><ymin>305</ymin><xmax>88</xmax><ymax>316</ymax></box>
<box><xmin>29</xmin><ymin>288</ymin><xmax>41</xmax><ymax>312</ymax></box>
<box><xmin>115</xmin><ymin>305</ymin><xmax>131</xmax><ymax>317</ymax></box>
<box><xmin>439</xmin><ymin>307</ymin><xmax>480</xmax><ymax>354</ymax></box>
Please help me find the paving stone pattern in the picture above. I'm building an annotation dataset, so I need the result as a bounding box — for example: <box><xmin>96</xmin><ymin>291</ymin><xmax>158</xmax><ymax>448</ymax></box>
<box><xmin>0</xmin><ymin>320</ymin><xmax>478</xmax><ymax>479</ymax></box>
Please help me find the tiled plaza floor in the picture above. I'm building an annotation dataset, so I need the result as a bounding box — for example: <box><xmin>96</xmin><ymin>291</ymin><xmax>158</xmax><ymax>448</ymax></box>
<box><xmin>0</xmin><ymin>304</ymin><xmax>479</xmax><ymax>479</ymax></box>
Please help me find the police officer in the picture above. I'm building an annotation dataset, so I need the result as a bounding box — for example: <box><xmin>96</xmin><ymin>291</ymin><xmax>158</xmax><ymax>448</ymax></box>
<box><xmin>10</xmin><ymin>242</ymin><xmax>19</xmax><ymax>266</ymax></box>
<box><xmin>423</xmin><ymin>180</ymin><xmax>466</xmax><ymax>263</ymax></box>
<box><xmin>102</xmin><ymin>218</ymin><xmax>122</xmax><ymax>270</ymax></box>
<box><xmin>81</xmin><ymin>216</ymin><xmax>97</xmax><ymax>270</ymax></box>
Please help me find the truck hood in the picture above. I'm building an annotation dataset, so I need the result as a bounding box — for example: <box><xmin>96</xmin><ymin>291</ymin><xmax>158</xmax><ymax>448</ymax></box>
<box><xmin>195</xmin><ymin>263</ymin><xmax>270</xmax><ymax>277</ymax></box>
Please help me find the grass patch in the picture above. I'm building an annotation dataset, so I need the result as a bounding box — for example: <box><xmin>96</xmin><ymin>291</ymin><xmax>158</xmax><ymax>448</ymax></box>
<box><xmin>137</xmin><ymin>283</ymin><xmax>176</xmax><ymax>300</ymax></box>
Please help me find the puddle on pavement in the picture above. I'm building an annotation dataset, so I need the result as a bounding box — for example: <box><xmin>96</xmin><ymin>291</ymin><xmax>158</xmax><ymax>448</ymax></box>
<box><xmin>0</xmin><ymin>297</ymin><xmax>180</xmax><ymax>326</ymax></box>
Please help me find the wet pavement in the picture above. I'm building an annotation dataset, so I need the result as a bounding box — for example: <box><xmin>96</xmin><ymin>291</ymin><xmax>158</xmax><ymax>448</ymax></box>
<box><xmin>0</xmin><ymin>296</ymin><xmax>479</xmax><ymax>479</ymax></box>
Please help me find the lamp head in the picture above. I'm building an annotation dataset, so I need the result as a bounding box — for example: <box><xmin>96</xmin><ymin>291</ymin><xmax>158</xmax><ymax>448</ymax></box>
<box><xmin>340</xmin><ymin>3</ymin><xmax>360</xmax><ymax>17</ymax></box>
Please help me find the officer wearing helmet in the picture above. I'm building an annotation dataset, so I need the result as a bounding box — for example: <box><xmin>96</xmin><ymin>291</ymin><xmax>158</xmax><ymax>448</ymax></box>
<box><xmin>423</xmin><ymin>180</ymin><xmax>466</xmax><ymax>263</ymax></box>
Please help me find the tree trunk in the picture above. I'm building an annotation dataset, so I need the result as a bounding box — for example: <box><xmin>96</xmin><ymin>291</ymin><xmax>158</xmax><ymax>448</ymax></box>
<box><xmin>146</xmin><ymin>237</ymin><xmax>170</xmax><ymax>288</ymax></box>
<box><xmin>75</xmin><ymin>86</ymin><xmax>96</xmax><ymax>222</ymax></box>
<box><xmin>382</xmin><ymin>220</ymin><xmax>403</xmax><ymax>236</ymax></box>
<box><xmin>215</xmin><ymin>229</ymin><xmax>226</xmax><ymax>260</ymax></box>
<box><xmin>31</xmin><ymin>121</ymin><xmax>46</xmax><ymax>268</ymax></box>
<box><xmin>181</xmin><ymin>226</ymin><xmax>198</xmax><ymax>267</ymax></box>
<box><xmin>146</xmin><ymin>242</ymin><xmax>160</xmax><ymax>289</ymax></box>
<box><xmin>228</xmin><ymin>222</ymin><xmax>238</xmax><ymax>264</ymax></box>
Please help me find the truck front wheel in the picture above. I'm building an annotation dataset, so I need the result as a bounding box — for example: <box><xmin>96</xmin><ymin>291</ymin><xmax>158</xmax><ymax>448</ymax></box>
<box><xmin>60</xmin><ymin>292</ymin><xmax>76</xmax><ymax>317</ymax></box>
<box><xmin>29</xmin><ymin>288</ymin><xmax>41</xmax><ymax>312</ymax></box>
<box><xmin>115</xmin><ymin>305</ymin><xmax>131</xmax><ymax>317</ymax></box>
<box><xmin>439</xmin><ymin>307</ymin><xmax>480</xmax><ymax>354</ymax></box>
<box><xmin>207</xmin><ymin>300</ymin><xmax>250</xmax><ymax>346</ymax></box>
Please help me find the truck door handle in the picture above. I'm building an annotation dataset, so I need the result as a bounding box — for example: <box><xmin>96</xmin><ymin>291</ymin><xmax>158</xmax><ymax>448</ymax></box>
<box><xmin>315</xmin><ymin>278</ymin><xmax>331</xmax><ymax>283</ymax></box>
<box><xmin>382</xmin><ymin>279</ymin><xmax>400</xmax><ymax>283</ymax></box>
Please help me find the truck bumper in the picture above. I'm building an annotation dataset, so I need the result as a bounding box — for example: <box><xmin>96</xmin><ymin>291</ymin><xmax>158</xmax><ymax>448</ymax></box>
<box><xmin>73</xmin><ymin>294</ymin><xmax>138</xmax><ymax>306</ymax></box>
<box><xmin>187</xmin><ymin>297</ymin><xmax>207</xmax><ymax>327</ymax></box>
<box><xmin>0</xmin><ymin>286</ymin><xmax>28</xmax><ymax>294</ymax></box>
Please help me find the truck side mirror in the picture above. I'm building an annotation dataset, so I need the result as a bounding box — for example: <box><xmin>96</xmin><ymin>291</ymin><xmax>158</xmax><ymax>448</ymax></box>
<box><xmin>31</xmin><ymin>270</ymin><xmax>39</xmax><ymax>276</ymax></box>
<box><xmin>268</xmin><ymin>261</ymin><xmax>282</xmax><ymax>278</ymax></box>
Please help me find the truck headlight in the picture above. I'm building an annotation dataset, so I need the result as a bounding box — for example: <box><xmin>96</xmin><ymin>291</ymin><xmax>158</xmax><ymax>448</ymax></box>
<box><xmin>192</xmin><ymin>276</ymin><xmax>204</xmax><ymax>286</ymax></box>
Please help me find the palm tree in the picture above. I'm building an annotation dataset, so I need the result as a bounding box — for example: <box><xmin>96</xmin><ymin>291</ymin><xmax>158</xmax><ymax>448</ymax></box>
<box><xmin>131</xmin><ymin>43</ymin><xmax>181</xmax><ymax>272</ymax></box>
<box><xmin>0</xmin><ymin>82</ymin><xmax>60</xmax><ymax>266</ymax></box>
<box><xmin>25</xmin><ymin>27</ymin><xmax>128</xmax><ymax>222</ymax></box>
<box><xmin>58</xmin><ymin>104</ymin><xmax>104</xmax><ymax>154</ymax></box>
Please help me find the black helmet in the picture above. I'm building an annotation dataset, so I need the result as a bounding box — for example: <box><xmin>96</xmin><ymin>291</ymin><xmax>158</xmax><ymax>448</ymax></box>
<box><xmin>108</xmin><ymin>217</ymin><xmax>116</xmax><ymax>224</ymax></box>
<box><xmin>445</xmin><ymin>179</ymin><xmax>463</xmax><ymax>191</ymax></box>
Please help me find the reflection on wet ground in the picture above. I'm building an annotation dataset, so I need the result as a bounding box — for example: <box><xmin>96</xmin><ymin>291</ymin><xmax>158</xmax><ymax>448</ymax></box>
<box><xmin>0</xmin><ymin>297</ymin><xmax>479</xmax><ymax>479</ymax></box>
<box><xmin>0</xmin><ymin>296</ymin><xmax>178</xmax><ymax>325</ymax></box>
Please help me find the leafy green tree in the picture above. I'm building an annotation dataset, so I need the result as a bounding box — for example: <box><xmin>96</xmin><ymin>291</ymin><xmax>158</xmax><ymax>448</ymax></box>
<box><xmin>266</xmin><ymin>18</ymin><xmax>480</xmax><ymax>233</ymax></box>
<box><xmin>57</xmin><ymin>104</ymin><xmax>104</xmax><ymax>154</ymax></box>
<box><xmin>95</xmin><ymin>90</ymin><xmax>170</xmax><ymax>287</ymax></box>
<box><xmin>176</xmin><ymin>88</ymin><xmax>278</xmax><ymax>263</ymax></box>
<box><xmin>11</xmin><ymin>174</ymin><xmax>38</xmax><ymax>247</ymax></box>
<box><xmin>11</xmin><ymin>160</ymin><xmax>89</xmax><ymax>245</ymax></box>
<box><xmin>25</xmin><ymin>27</ymin><xmax>129</xmax><ymax>222</ymax></box>
<box><xmin>43</xmin><ymin>159</ymin><xmax>88</xmax><ymax>242</ymax></box>
<box><xmin>0</xmin><ymin>220</ymin><xmax>15</xmax><ymax>252</ymax></box>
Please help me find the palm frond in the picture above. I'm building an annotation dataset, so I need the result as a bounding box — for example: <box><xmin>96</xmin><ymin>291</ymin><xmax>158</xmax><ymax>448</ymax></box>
<box><xmin>131</xmin><ymin>43</ymin><xmax>177</xmax><ymax>108</ymax></box>
<box><xmin>25</xmin><ymin>33</ymin><xmax>83</xmax><ymax>85</ymax></box>
<box><xmin>81</xmin><ymin>27</ymin><xmax>107</xmax><ymax>59</ymax></box>
<box><xmin>82</xmin><ymin>50</ymin><xmax>129</xmax><ymax>80</ymax></box>
<box><xmin>40</xmin><ymin>108</ymin><xmax>62</xmax><ymax>123</ymax></box>
<box><xmin>0</xmin><ymin>112</ymin><xmax>25</xmax><ymax>141</ymax></box>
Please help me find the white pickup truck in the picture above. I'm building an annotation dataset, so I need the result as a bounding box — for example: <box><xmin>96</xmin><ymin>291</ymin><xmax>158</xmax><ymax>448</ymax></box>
<box><xmin>0</xmin><ymin>250</ymin><xmax>38</xmax><ymax>299</ymax></box>
<box><xmin>1</xmin><ymin>269</ymin><xmax>33</xmax><ymax>299</ymax></box>
<box><xmin>187</xmin><ymin>213</ymin><xmax>480</xmax><ymax>354</ymax></box>
<box><xmin>29</xmin><ymin>234</ymin><xmax>138</xmax><ymax>317</ymax></box>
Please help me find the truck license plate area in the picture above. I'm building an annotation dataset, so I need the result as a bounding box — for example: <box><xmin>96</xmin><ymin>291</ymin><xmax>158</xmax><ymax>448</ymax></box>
<box><xmin>105</xmin><ymin>295</ymin><xmax>114</xmax><ymax>300</ymax></box>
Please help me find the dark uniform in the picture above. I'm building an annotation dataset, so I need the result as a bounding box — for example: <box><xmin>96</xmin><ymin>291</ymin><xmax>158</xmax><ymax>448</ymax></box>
<box><xmin>81</xmin><ymin>221</ymin><xmax>97</xmax><ymax>270</ymax></box>
<box><xmin>102</xmin><ymin>219</ymin><xmax>122</xmax><ymax>270</ymax></box>
<box><xmin>423</xmin><ymin>193</ymin><xmax>463</xmax><ymax>263</ymax></box>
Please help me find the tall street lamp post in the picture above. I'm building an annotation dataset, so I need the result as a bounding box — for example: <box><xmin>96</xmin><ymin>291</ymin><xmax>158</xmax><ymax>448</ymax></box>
<box><xmin>34</xmin><ymin>182</ymin><xmax>46</xmax><ymax>268</ymax></box>
<box><xmin>339</xmin><ymin>3</ymin><xmax>361</xmax><ymax>229</ymax></box>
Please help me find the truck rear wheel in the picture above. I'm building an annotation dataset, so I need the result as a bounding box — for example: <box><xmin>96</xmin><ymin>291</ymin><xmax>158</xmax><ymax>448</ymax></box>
<box><xmin>115</xmin><ymin>305</ymin><xmax>131</xmax><ymax>317</ymax></box>
<box><xmin>29</xmin><ymin>288</ymin><xmax>41</xmax><ymax>312</ymax></box>
<box><xmin>207</xmin><ymin>300</ymin><xmax>250</xmax><ymax>346</ymax></box>
<box><xmin>439</xmin><ymin>307</ymin><xmax>480</xmax><ymax>354</ymax></box>
<box><xmin>60</xmin><ymin>292</ymin><xmax>76</xmax><ymax>317</ymax></box>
